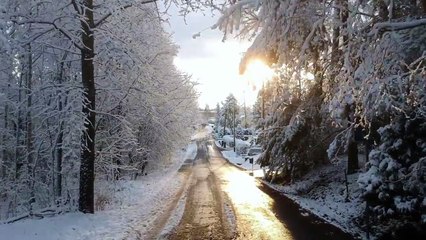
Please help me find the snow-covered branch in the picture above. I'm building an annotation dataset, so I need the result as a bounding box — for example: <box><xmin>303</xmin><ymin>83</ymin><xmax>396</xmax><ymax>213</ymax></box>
<box><xmin>369</xmin><ymin>18</ymin><xmax>426</xmax><ymax>35</ymax></box>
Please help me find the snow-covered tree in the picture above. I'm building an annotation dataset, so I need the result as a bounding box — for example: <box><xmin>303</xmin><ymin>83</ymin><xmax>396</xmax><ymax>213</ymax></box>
<box><xmin>0</xmin><ymin>0</ymin><xmax>199</xmax><ymax>220</ymax></box>
<box><xmin>218</xmin><ymin>94</ymin><xmax>240</xmax><ymax>136</ymax></box>
<box><xmin>217</xmin><ymin>0</ymin><xmax>426</xmax><ymax>233</ymax></box>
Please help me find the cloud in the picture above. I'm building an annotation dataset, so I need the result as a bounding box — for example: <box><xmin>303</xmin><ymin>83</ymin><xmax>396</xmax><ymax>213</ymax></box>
<box><xmin>164</xmin><ymin>5</ymin><xmax>225</xmax><ymax>57</ymax></box>
<box><xmin>164</xmin><ymin>4</ymin><xmax>256</xmax><ymax>107</ymax></box>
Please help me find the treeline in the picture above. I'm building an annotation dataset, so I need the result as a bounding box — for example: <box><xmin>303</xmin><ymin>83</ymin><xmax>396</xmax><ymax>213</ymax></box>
<box><xmin>217</xmin><ymin>0</ymin><xmax>426</xmax><ymax>237</ymax></box>
<box><xmin>0</xmin><ymin>1</ymin><xmax>197</xmax><ymax>220</ymax></box>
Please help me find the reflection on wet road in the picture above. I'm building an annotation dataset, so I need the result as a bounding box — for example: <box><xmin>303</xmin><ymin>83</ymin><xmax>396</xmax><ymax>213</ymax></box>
<box><xmin>208</xmin><ymin>143</ymin><xmax>292</xmax><ymax>240</ymax></box>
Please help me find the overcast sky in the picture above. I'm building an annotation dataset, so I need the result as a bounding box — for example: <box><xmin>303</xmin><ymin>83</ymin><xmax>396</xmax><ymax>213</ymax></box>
<box><xmin>163</xmin><ymin>6</ymin><xmax>257</xmax><ymax>109</ymax></box>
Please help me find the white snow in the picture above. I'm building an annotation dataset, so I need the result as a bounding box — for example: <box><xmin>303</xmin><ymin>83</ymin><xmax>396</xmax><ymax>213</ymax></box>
<box><xmin>263</xmin><ymin>156</ymin><xmax>367</xmax><ymax>239</ymax></box>
<box><xmin>158</xmin><ymin>195</ymin><xmax>188</xmax><ymax>239</ymax></box>
<box><xmin>394</xmin><ymin>196</ymin><xmax>416</xmax><ymax>214</ymax></box>
<box><xmin>215</xmin><ymin>133</ymin><xmax>264</xmax><ymax>178</ymax></box>
<box><xmin>184</xmin><ymin>141</ymin><xmax>198</xmax><ymax>160</ymax></box>
<box><xmin>221</xmin><ymin>150</ymin><xmax>264</xmax><ymax>178</ymax></box>
<box><xmin>369</xmin><ymin>18</ymin><xmax>426</xmax><ymax>35</ymax></box>
<box><xmin>0</xmin><ymin>142</ymin><xmax>197</xmax><ymax>240</ymax></box>
<box><xmin>191</xmin><ymin>125</ymin><xmax>213</xmax><ymax>141</ymax></box>
<box><xmin>220</xmin><ymin>135</ymin><xmax>251</xmax><ymax>154</ymax></box>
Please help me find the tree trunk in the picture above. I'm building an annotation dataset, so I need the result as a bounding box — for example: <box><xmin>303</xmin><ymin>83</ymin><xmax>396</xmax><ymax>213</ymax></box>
<box><xmin>262</xmin><ymin>83</ymin><xmax>265</xmax><ymax>120</ymax></box>
<box><xmin>26</xmin><ymin>43</ymin><xmax>36</xmax><ymax>210</ymax></box>
<box><xmin>114</xmin><ymin>158</ymin><xmax>122</xmax><ymax>181</ymax></box>
<box><xmin>423</xmin><ymin>0</ymin><xmax>426</xmax><ymax>14</ymax></box>
<box><xmin>341</xmin><ymin>0</ymin><xmax>349</xmax><ymax>46</ymax></box>
<box><xmin>223</xmin><ymin>115</ymin><xmax>227</xmax><ymax>136</ymax></box>
<box><xmin>233</xmin><ymin>108</ymin><xmax>236</xmax><ymax>152</ymax></box>
<box><xmin>55</xmin><ymin>124</ymin><xmax>64</xmax><ymax>198</ymax></box>
<box><xmin>15</xmin><ymin>65</ymin><xmax>24</xmax><ymax>180</ymax></box>
<box><xmin>1</xmin><ymin>71</ymin><xmax>11</xmax><ymax>179</ymax></box>
<box><xmin>1</xmin><ymin>102</ymin><xmax>8</xmax><ymax>179</ymax></box>
<box><xmin>376</xmin><ymin>0</ymin><xmax>389</xmax><ymax>21</ymax></box>
<box><xmin>79</xmin><ymin>0</ymin><xmax>96</xmax><ymax>214</ymax></box>
<box><xmin>347</xmin><ymin>139</ymin><xmax>359</xmax><ymax>174</ymax></box>
<box><xmin>244</xmin><ymin>101</ymin><xmax>248</xmax><ymax>128</ymax></box>
<box><xmin>55</xmin><ymin>53</ymin><xmax>67</xmax><ymax>199</ymax></box>
<box><xmin>408</xmin><ymin>0</ymin><xmax>418</xmax><ymax>16</ymax></box>
<box><xmin>312</xmin><ymin>48</ymin><xmax>320</xmax><ymax>84</ymax></box>
<box><xmin>331</xmin><ymin>0</ymin><xmax>341</xmax><ymax>65</ymax></box>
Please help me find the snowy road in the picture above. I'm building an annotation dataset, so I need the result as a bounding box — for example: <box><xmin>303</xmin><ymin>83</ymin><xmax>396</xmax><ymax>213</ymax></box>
<box><xmin>165</xmin><ymin>138</ymin><xmax>355</xmax><ymax>240</ymax></box>
<box><xmin>168</xmin><ymin>141</ymin><xmax>233</xmax><ymax>240</ymax></box>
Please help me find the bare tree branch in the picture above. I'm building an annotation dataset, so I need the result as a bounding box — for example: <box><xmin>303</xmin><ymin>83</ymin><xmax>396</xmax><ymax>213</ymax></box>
<box><xmin>11</xmin><ymin>19</ymin><xmax>84</xmax><ymax>50</ymax></box>
<box><xmin>71</xmin><ymin>0</ymin><xmax>82</xmax><ymax>14</ymax></box>
<box><xmin>94</xmin><ymin>0</ymin><xmax>158</xmax><ymax>28</ymax></box>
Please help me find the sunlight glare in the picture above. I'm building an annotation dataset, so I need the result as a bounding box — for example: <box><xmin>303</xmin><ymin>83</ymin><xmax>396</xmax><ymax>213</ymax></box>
<box><xmin>224</xmin><ymin>171</ymin><xmax>267</xmax><ymax>205</ymax></box>
<box><xmin>242</xmin><ymin>59</ymin><xmax>274</xmax><ymax>91</ymax></box>
<box><xmin>222</xmin><ymin>170</ymin><xmax>293</xmax><ymax>239</ymax></box>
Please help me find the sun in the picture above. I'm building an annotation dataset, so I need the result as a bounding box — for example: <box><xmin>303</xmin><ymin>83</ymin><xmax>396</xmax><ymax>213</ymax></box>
<box><xmin>242</xmin><ymin>59</ymin><xmax>274</xmax><ymax>91</ymax></box>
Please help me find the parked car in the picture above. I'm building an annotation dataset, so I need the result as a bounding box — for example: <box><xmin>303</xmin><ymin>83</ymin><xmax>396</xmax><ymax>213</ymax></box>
<box><xmin>244</xmin><ymin>146</ymin><xmax>262</xmax><ymax>163</ymax></box>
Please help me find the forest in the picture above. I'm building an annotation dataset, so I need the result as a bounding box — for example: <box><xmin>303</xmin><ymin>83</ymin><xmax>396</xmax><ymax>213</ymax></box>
<box><xmin>0</xmin><ymin>0</ymin><xmax>199</xmax><ymax>220</ymax></box>
<box><xmin>216</xmin><ymin>0</ymin><xmax>425</xmax><ymax>237</ymax></box>
<box><xmin>0</xmin><ymin>0</ymin><xmax>425</xmax><ymax>239</ymax></box>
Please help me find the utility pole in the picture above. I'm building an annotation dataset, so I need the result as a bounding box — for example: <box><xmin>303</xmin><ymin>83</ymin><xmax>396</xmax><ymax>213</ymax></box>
<box><xmin>262</xmin><ymin>82</ymin><xmax>265</xmax><ymax>130</ymax></box>
<box><xmin>233</xmin><ymin>107</ymin><xmax>236</xmax><ymax>152</ymax></box>
<box><xmin>243</xmin><ymin>90</ymin><xmax>247</xmax><ymax>128</ymax></box>
<box><xmin>223</xmin><ymin>114</ymin><xmax>226</xmax><ymax>137</ymax></box>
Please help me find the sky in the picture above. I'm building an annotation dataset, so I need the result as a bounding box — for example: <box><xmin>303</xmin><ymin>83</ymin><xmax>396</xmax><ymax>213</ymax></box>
<box><xmin>164</xmin><ymin>5</ymin><xmax>259</xmax><ymax>109</ymax></box>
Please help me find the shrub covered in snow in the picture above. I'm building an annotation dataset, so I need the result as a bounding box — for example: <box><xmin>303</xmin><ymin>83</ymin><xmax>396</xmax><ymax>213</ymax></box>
<box><xmin>358</xmin><ymin>116</ymin><xmax>426</xmax><ymax>223</ymax></box>
<box><xmin>222</xmin><ymin>135</ymin><xmax>250</xmax><ymax>154</ymax></box>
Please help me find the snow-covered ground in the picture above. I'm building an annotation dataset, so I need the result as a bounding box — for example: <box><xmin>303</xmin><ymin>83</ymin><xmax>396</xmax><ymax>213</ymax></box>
<box><xmin>191</xmin><ymin>125</ymin><xmax>213</xmax><ymax>140</ymax></box>
<box><xmin>0</xmin><ymin>142</ymin><xmax>198</xmax><ymax>240</ymax></box>
<box><xmin>264</xmin><ymin>156</ymin><xmax>367</xmax><ymax>239</ymax></box>
<box><xmin>218</xmin><ymin>145</ymin><xmax>264</xmax><ymax>178</ymax></box>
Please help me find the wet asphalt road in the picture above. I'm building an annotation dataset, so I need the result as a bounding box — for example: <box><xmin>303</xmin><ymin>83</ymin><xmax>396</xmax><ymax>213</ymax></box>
<box><xmin>169</xmin><ymin>139</ymin><xmax>355</xmax><ymax>240</ymax></box>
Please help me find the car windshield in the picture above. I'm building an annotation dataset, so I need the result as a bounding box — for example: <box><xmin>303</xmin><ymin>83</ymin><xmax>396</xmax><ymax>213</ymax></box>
<box><xmin>248</xmin><ymin>148</ymin><xmax>262</xmax><ymax>155</ymax></box>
